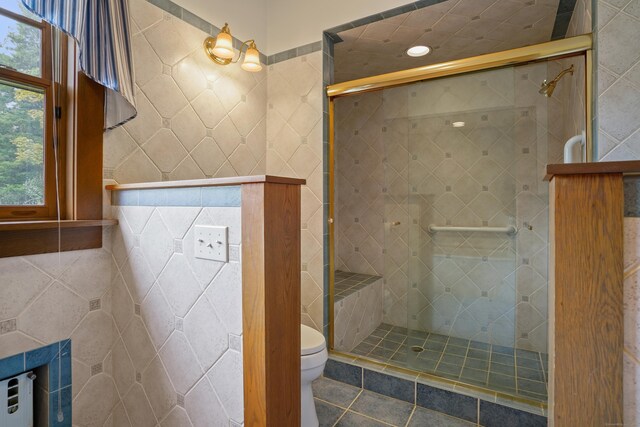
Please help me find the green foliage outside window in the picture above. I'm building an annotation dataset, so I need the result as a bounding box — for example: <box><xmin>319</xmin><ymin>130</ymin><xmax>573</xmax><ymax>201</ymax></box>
<box><xmin>0</xmin><ymin>9</ymin><xmax>45</xmax><ymax>205</ymax></box>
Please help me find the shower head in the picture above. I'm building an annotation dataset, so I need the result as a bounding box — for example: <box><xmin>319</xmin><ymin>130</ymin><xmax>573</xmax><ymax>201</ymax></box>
<box><xmin>539</xmin><ymin>64</ymin><xmax>574</xmax><ymax>97</ymax></box>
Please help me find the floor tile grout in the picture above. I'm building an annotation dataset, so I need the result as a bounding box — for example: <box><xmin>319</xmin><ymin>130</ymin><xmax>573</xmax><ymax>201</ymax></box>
<box><xmin>350</xmin><ymin>323</ymin><xmax>548</xmax><ymax>401</ymax></box>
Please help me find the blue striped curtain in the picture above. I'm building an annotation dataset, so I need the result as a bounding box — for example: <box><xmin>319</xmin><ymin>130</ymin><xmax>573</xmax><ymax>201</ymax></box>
<box><xmin>22</xmin><ymin>0</ymin><xmax>137</xmax><ymax>129</ymax></box>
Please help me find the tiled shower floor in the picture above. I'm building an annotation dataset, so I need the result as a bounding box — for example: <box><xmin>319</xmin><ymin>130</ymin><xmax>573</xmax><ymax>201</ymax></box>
<box><xmin>352</xmin><ymin>323</ymin><xmax>548</xmax><ymax>402</ymax></box>
<box><xmin>334</xmin><ymin>270</ymin><xmax>382</xmax><ymax>302</ymax></box>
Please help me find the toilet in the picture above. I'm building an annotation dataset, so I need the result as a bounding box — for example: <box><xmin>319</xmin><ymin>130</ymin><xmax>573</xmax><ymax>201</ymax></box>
<box><xmin>301</xmin><ymin>324</ymin><xmax>328</xmax><ymax>427</ymax></box>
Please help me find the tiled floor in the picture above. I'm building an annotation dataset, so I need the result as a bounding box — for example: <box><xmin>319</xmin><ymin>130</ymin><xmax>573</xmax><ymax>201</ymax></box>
<box><xmin>313</xmin><ymin>376</ymin><xmax>474</xmax><ymax>427</ymax></box>
<box><xmin>351</xmin><ymin>324</ymin><xmax>548</xmax><ymax>402</ymax></box>
<box><xmin>335</xmin><ymin>270</ymin><xmax>382</xmax><ymax>302</ymax></box>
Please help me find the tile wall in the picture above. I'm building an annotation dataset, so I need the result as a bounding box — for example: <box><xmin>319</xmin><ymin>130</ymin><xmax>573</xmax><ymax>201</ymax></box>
<box><xmin>104</xmin><ymin>0</ymin><xmax>267</xmax><ymax>183</ymax></box>
<box><xmin>597</xmin><ymin>0</ymin><xmax>640</xmax><ymax>160</ymax></box>
<box><xmin>106</xmin><ymin>195</ymin><xmax>244</xmax><ymax>426</ymax></box>
<box><xmin>0</xmin><ymin>231</ymin><xmax>119</xmax><ymax>426</ymax></box>
<box><xmin>265</xmin><ymin>52</ymin><xmax>326</xmax><ymax>331</ymax></box>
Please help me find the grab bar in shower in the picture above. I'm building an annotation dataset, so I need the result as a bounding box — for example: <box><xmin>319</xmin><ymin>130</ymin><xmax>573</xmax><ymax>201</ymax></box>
<box><xmin>427</xmin><ymin>224</ymin><xmax>518</xmax><ymax>235</ymax></box>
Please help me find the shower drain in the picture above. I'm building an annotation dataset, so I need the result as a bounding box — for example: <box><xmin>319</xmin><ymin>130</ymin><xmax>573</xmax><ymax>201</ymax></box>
<box><xmin>411</xmin><ymin>346</ymin><xmax>424</xmax><ymax>353</ymax></box>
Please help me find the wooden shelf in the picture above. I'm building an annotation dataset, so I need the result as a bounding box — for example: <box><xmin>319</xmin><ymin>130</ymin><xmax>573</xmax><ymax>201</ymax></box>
<box><xmin>0</xmin><ymin>219</ymin><xmax>117</xmax><ymax>231</ymax></box>
<box><xmin>545</xmin><ymin>160</ymin><xmax>640</xmax><ymax>180</ymax></box>
<box><xmin>106</xmin><ymin>175</ymin><xmax>306</xmax><ymax>191</ymax></box>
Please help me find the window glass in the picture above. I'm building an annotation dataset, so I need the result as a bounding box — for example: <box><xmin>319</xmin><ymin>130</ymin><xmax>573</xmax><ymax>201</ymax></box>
<box><xmin>0</xmin><ymin>0</ymin><xmax>40</xmax><ymax>20</ymax></box>
<box><xmin>0</xmin><ymin>5</ymin><xmax>42</xmax><ymax>77</ymax></box>
<box><xmin>0</xmin><ymin>80</ymin><xmax>45</xmax><ymax>205</ymax></box>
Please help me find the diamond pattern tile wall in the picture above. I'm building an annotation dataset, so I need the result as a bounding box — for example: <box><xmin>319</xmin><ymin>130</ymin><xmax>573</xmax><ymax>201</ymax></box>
<box><xmin>266</xmin><ymin>51</ymin><xmax>325</xmax><ymax>332</ymax></box>
<box><xmin>104</xmin><ymin>0</ymin><xmax>267</xmax><ymax>184</ymax></box>
<box><xmin>110</xmin><ymin>204</ymin><xmax>244</xmax><ymax>425</ymax></box>
<box><xmin>597</xmin><ymin>0</ymin><xmax>640</xmax><ymax>160</ymax></box>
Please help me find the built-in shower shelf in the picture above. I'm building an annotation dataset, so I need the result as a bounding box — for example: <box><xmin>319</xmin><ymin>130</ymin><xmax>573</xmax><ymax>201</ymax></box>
<box><xmin>0</xmin><ymin>219</ymin><xmax>117</xmax><ymax>231</ymax></box>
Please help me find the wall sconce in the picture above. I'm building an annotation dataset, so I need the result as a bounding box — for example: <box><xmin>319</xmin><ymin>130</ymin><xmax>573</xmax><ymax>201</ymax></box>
<box><xmin>203</xmin><ymin>23</ymin><xmax>262</xmax><ymax>72</ymax></box>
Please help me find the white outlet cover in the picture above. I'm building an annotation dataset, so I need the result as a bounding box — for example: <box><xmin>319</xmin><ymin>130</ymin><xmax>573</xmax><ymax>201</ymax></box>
<box><xmin>194</xmin><ymin>225</ymin><xmax>229</xmax><ymax>262</ymax></box>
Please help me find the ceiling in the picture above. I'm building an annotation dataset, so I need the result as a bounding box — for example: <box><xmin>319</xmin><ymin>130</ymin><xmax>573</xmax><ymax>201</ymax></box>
<box><xmin>333</xmin><ymin>0</ymin><xmax>568</xmax><ymax>82</ymax></box>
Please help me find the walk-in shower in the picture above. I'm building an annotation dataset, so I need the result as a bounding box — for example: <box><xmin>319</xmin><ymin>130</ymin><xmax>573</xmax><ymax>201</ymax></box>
<box><xmin>328</xmin><ymin>36</ymin><xmax>591</xmax><ymax>406</ymax></box>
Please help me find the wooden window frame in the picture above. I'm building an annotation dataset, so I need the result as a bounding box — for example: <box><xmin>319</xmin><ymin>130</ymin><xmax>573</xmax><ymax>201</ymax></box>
<box><xmin>0</xmin><ymin>9</ymin><xmax>115</xmax><ymax>257</ymax></box>
<box><xmin>0</xmin><ymin>7</ymin><xmax>61</xmax><ymax>220</ymax></box>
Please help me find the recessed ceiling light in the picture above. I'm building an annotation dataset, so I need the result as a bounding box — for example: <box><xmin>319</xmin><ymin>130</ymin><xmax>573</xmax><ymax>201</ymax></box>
<box><xmin>452</xmin><ymin>121</ymin><xmax>465</xmax><ymax>128</ymax></box>
<box><xmin>406</xmin><ymin>45</ymin><xmax>431</xmax><ymax>57</ymax></box>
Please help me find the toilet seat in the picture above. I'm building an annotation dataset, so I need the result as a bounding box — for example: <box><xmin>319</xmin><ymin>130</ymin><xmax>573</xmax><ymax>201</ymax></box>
<box><xmin>301</xmin><ymin>324</ymin><xmax>325</xmax><ymax>356</ymax></box>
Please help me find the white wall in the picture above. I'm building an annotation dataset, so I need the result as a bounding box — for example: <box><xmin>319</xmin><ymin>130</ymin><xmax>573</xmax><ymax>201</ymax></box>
<box><xmin>173</xmin><ymin>0</ymin><xmax>268</xmax><ymax>50</ymax></box>
<box><xmin>265</xmin><ymin>0</ymin><xmax>410</xmax><ymax>53</ymax></box>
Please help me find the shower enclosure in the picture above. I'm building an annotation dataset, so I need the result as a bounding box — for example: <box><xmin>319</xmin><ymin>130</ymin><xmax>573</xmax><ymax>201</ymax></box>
<box><xmin>330</xmin><ymin>38</ymin><xmax>590</xmax><ymax>405</ymax></box>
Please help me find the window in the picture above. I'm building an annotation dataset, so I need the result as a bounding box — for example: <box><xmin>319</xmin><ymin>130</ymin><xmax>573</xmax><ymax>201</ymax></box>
<box><xmin>0</xmin><ymin>1</ymin><xmax>59</xmax><ymax>220</ymax></box>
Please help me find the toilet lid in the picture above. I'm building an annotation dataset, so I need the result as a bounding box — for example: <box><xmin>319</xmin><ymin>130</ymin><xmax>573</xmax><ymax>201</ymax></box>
<box><xmin>301</xmin><ymin>324</ymin><xmax>326</xmax><ymax>356</ymax></box>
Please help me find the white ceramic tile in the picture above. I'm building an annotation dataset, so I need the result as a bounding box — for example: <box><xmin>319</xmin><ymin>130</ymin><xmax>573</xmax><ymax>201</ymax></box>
<box><xmin>161</xmin><ymin>407</ymin><xmax>193</xmax><ymax>427</ymax></box>
<box><xmin>19</xmin><ymin>281</ymin><xmax>88</xmax><ymax>343</ymax></box>
<box><xmin>121</xmin><ymin>247</ymin><xmax>156</xmax><ymax>303</ymax></box>
<box><xmin>142</xmin><ymin>356</ymin><xmax>177</xmax><ymax>420</ymax></box>
<box><xmin>0</xmin><ymin>257</ymin><xmax>51</xmax><ymax>320</ymax></box>
<box><xmin>140</xmin><ymin>211</ymin><xmax>174</xmax><ymax>277</ymax></box>
<box><xmin>123</xmin><ymin>383</ymin><xmax>157</xmax><ymax>427</ymax></box>
<box><xmin>184</xmin><ymin>297</ymin><xmax>229</xmax><ymax>371</ymax></box>
<box><xmin>205</xmin><ymin>262</ymin><xmax>242</xmax><ymax>336</ymax></box>
<box><xmin>111</xmin><ymin>338</ymin><xmax>135</xmax><ymax>398</ymax></box>
<box><xmin>184</xmin><ymin>377</ymin><xmax>228</xmax><ymax>427</ymax></box>
<box><xmin>141</xmin><ymin>284</ymin><xmax>175</xmax><ymax>349</ymax></box>
<box><xmin>159</xmin><ymin>332</ymin><xmax>204</xmax><ymax>394</ymax></box>
<box><xmin>59</xmin><ymin>249</ymin><xmax>112</xmax><ymax>301</ymax></box>
<box><xmin>158</xmin><ymin>254</ymin><xmax>203</xmax><ymax>317</ymax></box>
<box><xmin>121</xmin><ymin>316</ymin><xmax>156</xmax><ymax>372</ymax></box>
<box><xmin>72</xmin><ymin>374</ymin><xmax>118</xmax><ymax>427</ymax></box>
<box><xmin>71</xmin><ymin>310</ymin><xmax>115</xmax><ymax>366</ymax></box>
<box><xmin>208</xmin><ymin>349</ymin><xmax>244</xmax><ymax>423</ymax></box>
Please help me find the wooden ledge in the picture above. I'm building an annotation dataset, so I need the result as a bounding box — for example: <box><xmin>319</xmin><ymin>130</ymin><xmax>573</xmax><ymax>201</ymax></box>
<box><xmin>0</xmin><ymin>219</ymin><xmax>117</xmax><ymax>232</ymax></box>
<box><xmin>0</xmin><ymin>220</ymin><xmax>117</xmax><ymax>258</ymax></box>
<box><xmin>545</xmin><ymin>160</ymin><xmax>640</xmax><ymax>181</ymax></box>
<box><xmin>105</xmin><ymin>175</ymin><xmax>306</xmax><ymax>191</ymax></box>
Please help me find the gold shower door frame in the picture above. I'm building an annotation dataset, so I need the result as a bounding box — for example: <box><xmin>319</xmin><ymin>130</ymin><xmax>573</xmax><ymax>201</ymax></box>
<box><xmin>325</xmin><ymin>34</ymin><xmax>593</xmax><ymax>408</ymax></box>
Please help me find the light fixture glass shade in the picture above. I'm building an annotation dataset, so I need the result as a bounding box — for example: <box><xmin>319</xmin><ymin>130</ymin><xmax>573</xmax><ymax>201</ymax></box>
<box><xmin>212</xmin><ymin>31</ymin><xmax>234</xmax><ymax>59</ymax></box>
<box><xmin>241</xmin><ymin>45</ymin><xmax>262</xmax><ymax>72</ymax></box>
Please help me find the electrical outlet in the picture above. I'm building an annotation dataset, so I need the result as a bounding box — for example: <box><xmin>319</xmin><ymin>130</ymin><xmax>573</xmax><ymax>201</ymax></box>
<box><xmin>194</xmin><ymin>225</ymin><xmax>228</xmax><ymax>262</ymax></box>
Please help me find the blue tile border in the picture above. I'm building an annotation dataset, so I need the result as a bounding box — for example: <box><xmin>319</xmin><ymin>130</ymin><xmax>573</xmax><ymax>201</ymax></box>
<box><xmin>111</xmin><ymin>185</ymin><xmax>241</xmax><ymax>207</ymax></box>
<box><xmin>416</xmin><ymin>382</ymin><xmax>477</xmax><ymax>422</ymax></box>
<box><xmin>363</xmin><ymin>368</ymin><xmax>414</xmax><ymax>404</ymax></box>
<box><xmin>480</xmin><ymin>400</ymin><xmax>547</xmax><ymax>427</ymax></box>
<box><xmin>0</xmin><ymin>340</ymin><xmax>73</xmax><ymax>427</ymax></box>
<box><xmin>324</xmin><ymin>358</ymin><xmax>548</xmax><ymax>426</ymax></box>
<box><xmin>324</xmin><ymin>359</ymin><xmax>362</xmax><ymax>388</ymax></box>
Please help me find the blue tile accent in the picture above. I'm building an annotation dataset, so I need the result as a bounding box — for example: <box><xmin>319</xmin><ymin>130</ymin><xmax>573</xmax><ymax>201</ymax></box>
<box><xmin>363</xmin><ymin>369</ymin><xmax>414</xmax><ymax>404</ymax></box>
<box><xmin>25</xmin><ymin>342</ymin><xmax>58</xmax><ymax>371</ymax></box>
<box><xmin>0</xmin><ymin>341</ymin><xmax>73</xmax><ymax>426</ymax></box>
<box><xmin>625</xmin><ymin>176</ymin><xmax>640</xmax><ymax>217</ymax></box>
<box><xmin>201</xmin><ymin>186</ymin><xmax>242</xmax><ymax>207</ymax></box>
<box><xmin>49</xmin><ymin>341</ymin><xmax>72</xmax><ymax>392</ymax></box>
<box><xmin>416</xmin><ymin>383</ymin><xmax>477</xmax><ymax>422</ymax></box>
<box><xmin>324</xmin><ymin>359</ymin><xmax>362</xmax><ymax>388</ymax></box>
<box><xmin>138</xmin><ymin>188</ymin><xmax>167</xmax><ymax>206</ymax></box>
<box><xmin>479</xmin><ymin>400</ymin><xmax>546</xmax><ymax>427</ymax></box>
<box><xmin>0</xmin><ymin>353</ymin><xmax>24</xmax><ymax>381</ymax></box>
<box><xmin>165</xmin><ymin>187</ymin><xmax>202</xmax><ymax>206</ymax></box>
<box><xmin>49</xmin><ymin>385</ymin><xmax>72</xmax><ymax>427</ymax></box>
<box><xmin>112</xmin><ymin>189</ymin><xmax>139</xmax><ymax>206</ymax></box>
<box><xmin>112</xmin><ymin>186</ymin><xmax>241</xmax><ymax>207</ymax></box>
